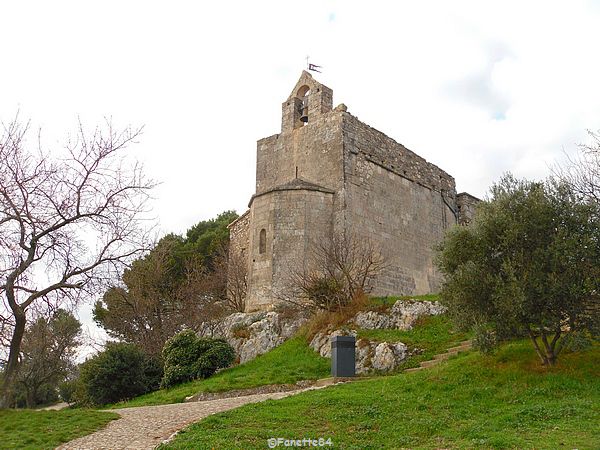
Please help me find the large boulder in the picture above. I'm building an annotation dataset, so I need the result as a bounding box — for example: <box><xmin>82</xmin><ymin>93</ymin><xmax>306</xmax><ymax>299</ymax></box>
<box><xmin>371</xmin><ymin>342</ymin><xmax>408</xmax><ymax>371</ymax></box>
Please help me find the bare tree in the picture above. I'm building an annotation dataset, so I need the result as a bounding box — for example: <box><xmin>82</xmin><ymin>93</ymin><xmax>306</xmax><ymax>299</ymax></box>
<box><xmin>554</xmin><ymin>130</ymin><xmax>600</xmax><ymax>206</ymax></box>
<box><xmin>284</xmin><ymin>233</ymin><xmax>387</xmax><ymax>311</ymax></box>
<box><xmin>212</xmin><ymin>244</ymin><xmax>247</xmax><ymax>312</ymax></box>
<box><xmin>0</xmin><ymin>118</ymin><xmax>156</xmax><ymax>407</ymax></box>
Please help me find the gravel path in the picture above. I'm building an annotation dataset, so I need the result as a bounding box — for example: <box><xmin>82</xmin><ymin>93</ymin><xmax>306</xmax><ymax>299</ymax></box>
<box><xmin>37</xmin><ymin>401</ymin><xmax>69</xmax><ymax>411</ymax></box>
<box><xmin>57</xmin><ymin>389</ymin><xmax>311</xmax><ymax>450</ymax></box>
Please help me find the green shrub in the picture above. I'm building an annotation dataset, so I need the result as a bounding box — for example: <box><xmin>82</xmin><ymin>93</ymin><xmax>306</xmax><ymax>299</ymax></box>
<box><xmin>161</xmin><ymin>330</ymin><xmax>235</xmax><ymax>388</ymax></box>
<box><xmin>58</xmin><ymin>379</ymin><xmax>79</xmax><ymax>404</ymax></box>
<box><xmin>13</xmin><ymin>382</ymin><xmax>59</xmax><ymax>408</ymax></box>
<box><xmin>472</xmin><ymin>323</ymin><xmax>498</xmax><ymax>354</ymax></box>
<box><xmin>79</xmin><ymin>343</ymin><xmax>161</xmax><ymax>406</ymax></box>
<box><xmin>195</xmin><ymin>339</ymin><xmax>236</xmax><ymax>379</ymax></box>
<box><xmin>142</xmin><ymin>355</ymin><xmax>164</xmax><ymax>392</ymax></box>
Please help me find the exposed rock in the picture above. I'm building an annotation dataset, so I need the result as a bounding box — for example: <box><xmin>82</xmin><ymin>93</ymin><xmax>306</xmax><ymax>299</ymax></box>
<box><xmin>198</xmin><ymin>309</ymin><xmax>309</xmax><ymax>363</ymax></box>
<box><xmin>391</xmin><ymin>300</ymin><xmax>446</xmax><ymax>329</ymax></box>
<box><xmin>198</xmin><ymin>299</ymin><xmax>443</xmax><ymax>369</ymax></box>
<box><xmin>354</xmin><ymin>300</ymin><xmax>447</xmax><ymax>330</ymax></box>
<box><xmin>308</xmin><ymin>299</ymin><xmax>444</xmax><ymax>374</ymax></box>
<box><xmin>309</xmin><ymin>329</ymin><xmax>357</xmax><ymax>358</ymax></box>
<box><xmin>354</xmin><ymin>310</ymin><xmax>392</xmax><ymax>329</ymax></box>
<box><xmin>309</xmin><ymin>329</ymin><xmax>408</xmax><ymax>374</ymax></box>
<box><xmin>355</xmin><ymin>339</ymin><xmax>374</xmax><ymax>374</ymax></box>
<box><xmin>371</xmin><ymin>342</ymin><xmax>408</xmax><ymax>371</ymax></box>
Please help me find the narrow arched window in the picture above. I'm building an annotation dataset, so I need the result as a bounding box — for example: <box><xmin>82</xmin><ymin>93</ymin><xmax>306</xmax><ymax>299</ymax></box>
<box><xmin>297</xmin><ymin>85</ymin><xmax>310</xmax><ymax>126</ymax></box>
<box><xmin>259</xmin><ymin>229</ymin><xmax>266</xmax><ymax>254</ymax></box>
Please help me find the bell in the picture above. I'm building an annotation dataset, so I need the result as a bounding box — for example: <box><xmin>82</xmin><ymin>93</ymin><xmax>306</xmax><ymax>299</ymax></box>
<box><xmin>300</xmin><ymin>105</ymin><xmax>309</xmax><ymax>123</ymax></box>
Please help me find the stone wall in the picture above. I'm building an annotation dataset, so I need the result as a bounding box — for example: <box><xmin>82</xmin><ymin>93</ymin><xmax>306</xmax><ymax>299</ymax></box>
<box><xmin>245</xmin><ymin>186</ymin><xmax>334</xmax><ymax>311</ymax></box>
<box><xmin>456</xmin><ymin>192</ymin><xmax>480</xmax><ymax>225</ymax></box>
<box><xmin>228</xmin><ymin>210</ymin><xmax>250</xmax><ymax>256</ymax></box>
<box><xmin>341</xmin><ymin>113</ymin><xmax>458</xmax><ymax>295</ymax></box>
<box><xmin>255</xmin><ymin>112</ymin><xmax>345</xmax><ymax>198</ymax></box>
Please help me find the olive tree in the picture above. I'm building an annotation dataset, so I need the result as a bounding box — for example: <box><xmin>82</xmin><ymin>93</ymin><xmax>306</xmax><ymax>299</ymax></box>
<box><xmin>436</xmin><ymin>174</ymin><xmax>600</xmax><ymax>366</ymax></box>
<box><xmin>0</xmin><ymin>119</ymin><xmax>155</xmax><ymax>407</ymax></box>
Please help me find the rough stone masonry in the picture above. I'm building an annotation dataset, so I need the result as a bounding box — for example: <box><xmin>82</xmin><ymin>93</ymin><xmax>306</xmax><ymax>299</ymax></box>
<box><xmin>228</xmin><ymin>71</ymin><xmax>479</xmax><ymax>311</ymax></box>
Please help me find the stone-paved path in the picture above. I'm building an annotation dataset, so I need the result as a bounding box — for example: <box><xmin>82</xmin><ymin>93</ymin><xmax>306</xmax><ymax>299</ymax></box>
<box><xmin>57</xmin><ymin>390</ymin><xmax>310</xmax><ymax>450</ymax></box>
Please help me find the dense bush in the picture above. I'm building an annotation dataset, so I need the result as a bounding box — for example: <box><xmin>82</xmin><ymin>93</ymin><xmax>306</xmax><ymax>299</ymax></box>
<box><xmin>78</xmin><ymin>343</ymin><xmax>163</xmax><ymax>406</ymax></box>
<box><xmin>161</xmin><ymin>330</ymin><xmax>235</xmax><ymax>388</ymax></box>
<box><xmin>142</xmin><ymin>355</ymin><xmax>164</xmax><ymax>392</ymax></box>
<box><xmin>13</xmin><ymin>382</ymin><xmax>59</xmax><ymax>408</ymax></box>
<box><xmin>58</xmin><ymin>379</ymin><xmax>79</xmax><ymax>404</ymax></box>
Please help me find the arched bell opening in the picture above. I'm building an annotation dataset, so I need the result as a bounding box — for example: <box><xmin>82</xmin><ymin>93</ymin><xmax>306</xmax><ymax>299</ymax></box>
<box><xmin>296</xmin><ymin>85</ymin><xmax>311</xmax><ymax>125</ymax></box>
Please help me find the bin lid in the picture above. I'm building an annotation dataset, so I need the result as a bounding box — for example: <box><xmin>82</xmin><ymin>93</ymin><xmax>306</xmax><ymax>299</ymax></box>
<box><xmin>330</xmin><ymin>335</ymin><xmax>356</xmax><ymax>343</ymax></box>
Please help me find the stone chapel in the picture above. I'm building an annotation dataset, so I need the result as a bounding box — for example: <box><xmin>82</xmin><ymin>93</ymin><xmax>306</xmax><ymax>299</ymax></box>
<box><xmin>228</xmin><ymin>71</ymin><xmax>478</xmax><ymax>311</ymax></box>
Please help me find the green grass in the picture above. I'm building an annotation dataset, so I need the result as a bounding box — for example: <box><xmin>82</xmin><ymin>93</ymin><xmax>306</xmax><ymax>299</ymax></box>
<box><xmin>112</xmin><ymin>296</ymin><xmax>464</xmax><ymax>407</ymax></box>
<box><xmin>357</xmin><ymin>314</ymin><xmax>472</xmax><ymax>370</ymax></box>
<box><xmin>110</xmin><ymin>336</ymin><xmax>330</xmax><ymax>408</ymax></box>
<box><xmin>369</xmin><ymin>293</ymin><xmax>441</xmax><ymax>309</ymax></box>
<box><xmin>162</xmin><ymin>341</ymin><xmax>600</xmax><ymax>449</ymax></box>
<box><xmin>0</xmin><ymin>408</ymin><xmax>118</xmax><ymax>450</ymax></box>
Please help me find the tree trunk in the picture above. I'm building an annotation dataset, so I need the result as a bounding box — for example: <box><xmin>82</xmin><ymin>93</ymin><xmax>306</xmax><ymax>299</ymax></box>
<box><xmin>527</xmin><ymin>325</ymin><xmax>560</xmax><ymax>366</ymax></box>
<box><xmin>0</xmin><ymin>309</ymin><xmax>26</xmax><ymax>409</ymax></box>
<box><xmin>25</xmin><ymin>387</ymin><xmax>35</xmax><ymax>409</ymax></box>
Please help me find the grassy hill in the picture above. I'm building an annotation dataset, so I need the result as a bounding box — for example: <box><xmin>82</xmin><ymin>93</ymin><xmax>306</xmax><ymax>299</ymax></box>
<box><xmin>162</xmin><ymin>341</ymin><xmax>600</xmax><ymax>449</ymax></box>
<box><xmin>109</xmin><ymin>336</ymin><xmax>330</xmax><ymax>408</ymax></box>
<box><xmin>112</xmin><ymin>295</ymin><xmax>468</xmax><ymax>408</ymax></box>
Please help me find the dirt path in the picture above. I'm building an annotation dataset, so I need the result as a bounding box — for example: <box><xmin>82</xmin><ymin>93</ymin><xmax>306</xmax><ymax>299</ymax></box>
<box><xmin>57</xmin><ymin>389</ymin><xmax>311</xmax><ymax>450</ymax></box>
<box><xmin>37</xmin><ymin>401</ymin><xmax>69</xmax><ymax>411</ymax></box>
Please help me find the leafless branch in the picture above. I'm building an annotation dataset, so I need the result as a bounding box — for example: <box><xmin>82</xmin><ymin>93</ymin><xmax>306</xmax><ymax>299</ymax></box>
<box><xmin>0</xmin><ymin>117</ymin><xmax>157</xmax><ymax>407</ymax></box>
<box><xmin>281</xmin><ymin>232</ymin><xmax>387</xmax><ymax>312</ymax></box>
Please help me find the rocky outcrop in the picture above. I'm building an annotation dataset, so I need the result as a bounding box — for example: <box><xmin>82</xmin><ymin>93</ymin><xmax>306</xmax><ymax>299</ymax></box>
<box><xmin>199</xmin><ymin>299</ymin><xmax>444</xmax><ymax>371</ymax></box>
<box><xmin>308</xmin><ymin>299</ymin><xmax>444</xmax><ymax>374</ymax></box>
<box><xmin>309</xmin><ymin>329</ymin><xmax>410</xmax><ymax>374</ymax></box>
<box><xmin>198</xmin><ymin>310</ymin><xmax>309</xmax><ymax>363</ymax></box>
<box><xmin>354</xmin><ymin>300</ymin><xmax>446</xmax><ymax>330</ymax></box>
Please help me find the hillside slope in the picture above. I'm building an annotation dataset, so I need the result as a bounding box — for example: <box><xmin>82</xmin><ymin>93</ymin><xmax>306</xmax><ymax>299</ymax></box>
<box><xmin>164</xmin><ymin>341</ymin><xmax>600</xmax><ymax>449</ymax></box>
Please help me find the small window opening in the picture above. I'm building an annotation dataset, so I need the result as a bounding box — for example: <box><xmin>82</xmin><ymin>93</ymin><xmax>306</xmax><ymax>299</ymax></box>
<box><xmin>259</xmin><ymin>229</ymin><xmax>267</xmax><ymax>254</ymax></box>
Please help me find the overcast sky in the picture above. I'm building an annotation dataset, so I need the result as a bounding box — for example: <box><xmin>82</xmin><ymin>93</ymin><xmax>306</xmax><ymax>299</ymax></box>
<box><xmin>2</xmin><ymin>1</ymin><xmax>600</xmax><ymax>350</ymax></box>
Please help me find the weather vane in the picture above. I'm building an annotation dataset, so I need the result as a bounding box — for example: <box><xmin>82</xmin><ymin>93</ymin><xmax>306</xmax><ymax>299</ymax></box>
<box><xmin>305</xmin><ymin>56</ymin><xmax>322</xmax><ymax>73</ymax></box>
